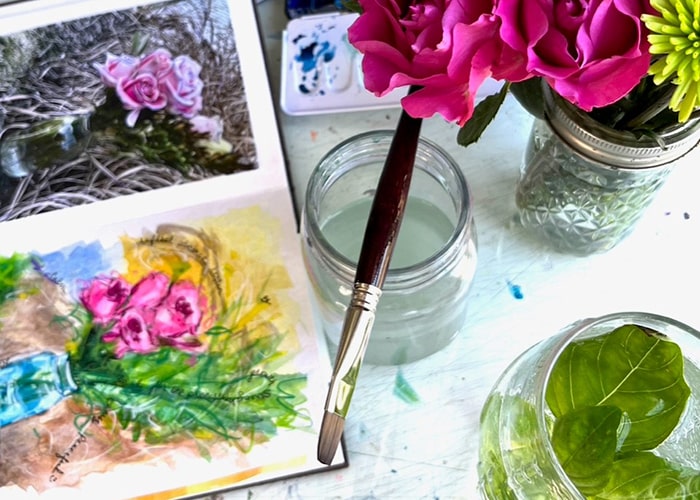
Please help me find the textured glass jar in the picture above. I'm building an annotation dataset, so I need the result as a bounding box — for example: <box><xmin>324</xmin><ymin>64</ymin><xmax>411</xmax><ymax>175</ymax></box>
<box><xmin>301</xmin><ymin>130</ymin><xmax>478</xmax><ymax>365</ymax></box>
<box><xmin>478</xmin><ymin>312</ymin><xmax>700</xmax><ymax>499</ymax></box>
<box><xmin>0</xmin><ymin>113</ymin><xmax>91</xmax><ymax>178</ymax></box>
<box><xmin>516</xmin><ymin>88</ymin><xmax>700</xmax><ymax>255</ymax></box>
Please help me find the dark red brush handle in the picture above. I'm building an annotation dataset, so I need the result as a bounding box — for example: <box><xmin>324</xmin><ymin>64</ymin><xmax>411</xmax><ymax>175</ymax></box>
<box><xmin>355</xmin><ymin>106</ymin><xmax>423</xmax><ymax>287</ymax></box>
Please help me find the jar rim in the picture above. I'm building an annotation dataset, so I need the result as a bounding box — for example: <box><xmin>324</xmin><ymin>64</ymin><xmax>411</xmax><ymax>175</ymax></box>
<box><xmin>303</xmin><ymin>130</ymin><xmax>474</xmax><ymax>288</ymax></box>
<box><xmin>534</xmin><ymin>311</ymin><xmax>700</xmax><ymax>497</ymax></box>
<box><xmin>544</xmin><ymin>87</ymin><xmax>700</xmax><ymax>169</ymax></box>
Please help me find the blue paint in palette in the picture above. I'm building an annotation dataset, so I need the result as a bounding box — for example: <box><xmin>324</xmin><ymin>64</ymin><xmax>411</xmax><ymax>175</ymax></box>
<box><xmin>294</xmin><ymin>38</ymin><xmax>335</xmax><ymax>94</ymax></box>
<box><xmin>290</xmin><ymin>18</ymin><xmax>353</xmax><ymax>96</ymax></box>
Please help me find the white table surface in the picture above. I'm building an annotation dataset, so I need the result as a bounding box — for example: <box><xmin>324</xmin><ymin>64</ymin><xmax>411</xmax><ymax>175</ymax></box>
<box><xmin>219</xmin><ymin>2</ymin><xmax>700</xmax><ymax>498</ymax></box>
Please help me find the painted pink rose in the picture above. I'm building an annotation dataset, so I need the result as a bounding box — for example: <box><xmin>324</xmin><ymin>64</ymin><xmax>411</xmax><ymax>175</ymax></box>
<box><xmin>153</xmin><ymin>281</ymin><xmax>205</xmax><ymax>337</ymax></box>
<box><xmin>128</xmin><ymin>272</ymin><xmax>170</xmax><ymax>308</ymax></box>
<box><xmin>162</xmin><ymin>55</ymin><xmax>203</xmax><ymax>118</ymax></box>
<box><xmin>102</xmin><ymin>308</ymin><xmax>158</xmax><ymax>358</ymax></box>
<box><xmin>80</xmin><ymin>274</ymin><xmax>131</xmax><ymax>324</ymax></box>
<box><xmin>348</xmin><ymin>0</ymin><xmax>524</xmax><ymax>125</ymax></box>
<box><xmin>94</xmin><ymin>53</ymin><xmax>139</xmax><ymax>87</ymax></box>
<box><xmin>495</xmin><ymin>0</ymin><xmax>654</xmax><ymax>110</ymax></box>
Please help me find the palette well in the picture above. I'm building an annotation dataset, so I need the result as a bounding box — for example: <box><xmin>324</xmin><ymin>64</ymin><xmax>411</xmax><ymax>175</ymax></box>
<box><xmin>280</xmin><ymin>12</ymin><xmax>504</xmax><ymax>116</ymax></box>
<box><xmin>280</xmin><ymin>12</ymin><xmax>405</xmax><ymax>115</ymax></box>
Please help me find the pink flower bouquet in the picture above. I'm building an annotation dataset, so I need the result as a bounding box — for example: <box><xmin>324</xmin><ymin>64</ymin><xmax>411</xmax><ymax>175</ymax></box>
<box><xmin>86</xmin><ymin>47</ymin><xmax>242</xmax><ymax>174</ymax></box>
<box><xmin>347</xmin><ymin>0</ymin><xmax>700</xmax><ymax>144</ymax></box>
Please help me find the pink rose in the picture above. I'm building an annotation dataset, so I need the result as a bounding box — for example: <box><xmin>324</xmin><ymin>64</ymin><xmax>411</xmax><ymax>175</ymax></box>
<box><xmin>495</xmin><ymin>0</ymin><xmax>654</xmax><ymax>110</ymax></box>
<box><xmin>134</xmin><ymin>48</ymin><xmax>173</xmax><ymax>79</ymax></box>
<box><xmin>153</xmin><ymin>281</ymin><xmax>205</xmax><ymax>337</ymax></box>
<box><xmin>94</xmin><ymin>53</ymin><xmax>139</xmax><ymax>87</ymax></box>
<box><xmin>162</xmin><ymin>55</ymin><xmax>203</xmax><ymax>118</ymax></box>
<box><xmin>102</xmin><ymin>308</ymin><xmax>158</xmax><ymax>358</ymax></box>
<box><xmin>348</xmin><ymin>0</ymin><xmax>522</xmax><ymax>125</ymax></box>
<box><xmin>128</xmin><ymin>272</ymin><xmax>170</xmax><ymax>308</ymax></box>
<box><xmin>116</xmin><ymin>73</ymin><xmax>169</xmax><ymax>127</ymax></box>
<box><xmin>80</xmin><ymin>274</ymin><xmax>131</xmax><ymax>324</ymax></box>
<box><xmin>189</xmin><ymin>115</ymin><xmax>223</xmax><ymax>141</ymax></box>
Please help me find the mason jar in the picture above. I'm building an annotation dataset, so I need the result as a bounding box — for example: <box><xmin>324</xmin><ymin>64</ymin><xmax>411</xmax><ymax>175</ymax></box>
<box><xmin>516</xmin><ymin>87</ymin><xmax>700</xmax><ymax>255</ymax></box>
<box><xmin>478</xmin><ymin>311</ymin><xmax>700</xmax><ymax>499</ymax></box>
<box><xmin>301</xmin><ymin>130</ymin><xmax>478</xmax><ymax>365</ymax></box>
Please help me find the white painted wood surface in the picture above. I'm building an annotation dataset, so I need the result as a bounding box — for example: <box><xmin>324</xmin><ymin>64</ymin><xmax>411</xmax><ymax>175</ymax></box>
<box><xmin>219</xmin><ymin>2</ymin><xmax>700</xmax><ymax>498</ymax></box>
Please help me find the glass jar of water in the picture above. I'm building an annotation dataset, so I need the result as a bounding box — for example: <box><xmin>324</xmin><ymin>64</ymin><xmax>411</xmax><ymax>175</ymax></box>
<box><xmin>478</xmin><ymin>312</ymin><xmax>700</xmax><ymax>499</ymax></box>
<box><xmin>301</xmin><ymin>130</ymin><xmax>477</xmax><ymax>365</ymax></box>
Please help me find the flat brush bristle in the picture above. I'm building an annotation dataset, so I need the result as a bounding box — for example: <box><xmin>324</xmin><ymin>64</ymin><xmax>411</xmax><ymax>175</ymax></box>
<box><xmin>317</xmin><ymin>411</ymin><xmax>344</xmax><ymax>465</ymax></box>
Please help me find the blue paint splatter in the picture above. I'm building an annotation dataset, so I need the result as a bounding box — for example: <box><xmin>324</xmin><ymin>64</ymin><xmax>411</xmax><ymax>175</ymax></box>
<box><xmin>393</xmin><ymin>369</ymin><xmax>420</xmax><ymax>404</ymax></box>
<box><xmin>507</xmin><ymin>280</ymin><xmax>524</xmax><ymax>300</ymax></box>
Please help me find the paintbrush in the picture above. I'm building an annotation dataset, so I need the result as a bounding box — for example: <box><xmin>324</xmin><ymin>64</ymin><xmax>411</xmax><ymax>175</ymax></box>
<box><xmin>317</xmin><ymin>102</ymin><xmax>423</xmax><ymax>465</ymax></box>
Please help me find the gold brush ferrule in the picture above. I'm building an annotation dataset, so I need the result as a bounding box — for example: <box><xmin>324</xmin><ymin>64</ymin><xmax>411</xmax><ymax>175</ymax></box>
<box><xmin>325</xmin><ymin>282</ymin><xmax>382</xmax><ymax>418</ymax></box>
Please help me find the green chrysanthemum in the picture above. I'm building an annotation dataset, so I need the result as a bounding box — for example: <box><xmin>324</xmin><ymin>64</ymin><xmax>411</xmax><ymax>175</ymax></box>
<box><xmin>642</xmin><ymin>0</ymin><xmax>700</xmax><ymax>122</ymax></box>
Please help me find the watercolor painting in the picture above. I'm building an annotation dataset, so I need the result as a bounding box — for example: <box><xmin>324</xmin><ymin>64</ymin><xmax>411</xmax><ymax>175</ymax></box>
<box><xmin>0</xmin><ymin>1</ymin><xmax>344</xmax><ymax>497</ymax></box>
<box><xmin>0</xmin><ymin>202</ymin><xmax>339</xmax><ymax>498</ymax></box>
<box><xmin>0</xmin><ymin>0</ymin><xmax>256</xmax><ymax>222</ymax></box>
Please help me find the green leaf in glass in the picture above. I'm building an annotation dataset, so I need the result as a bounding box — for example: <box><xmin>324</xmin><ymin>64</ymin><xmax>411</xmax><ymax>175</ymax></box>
<box><xmin>457</xmin><ymin>83</ymin><xmax>509</xmax><ymax>148</ymax></box>
<box><xmin>546</xmin><ymin>324</ymin><xmax>690</xmax><ymax>452</ymax></box>
<box><xmin>550</xmin><ymin>405</ymin><xmax>621</xmax><ymax>496</ymax></box>
<box><xmin>592</xmin><ymin>452</ymin><xmax>700</xmax><ymax>499</ymax></box>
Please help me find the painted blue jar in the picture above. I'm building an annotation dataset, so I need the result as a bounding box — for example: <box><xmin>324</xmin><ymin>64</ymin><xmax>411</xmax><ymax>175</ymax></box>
<box><xmin>1</xmin><ymin>351</ymin><xmax>78</xmax><ymax>427</ymax></box>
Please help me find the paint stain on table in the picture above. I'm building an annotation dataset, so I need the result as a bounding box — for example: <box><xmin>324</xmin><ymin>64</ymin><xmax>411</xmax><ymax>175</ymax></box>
<box><xmin>507</xmin><ymin>280</ymin><xmax>524</xmax><ymax>300</ymax></box>
<box><xmin>393</xmin><ymin>369</ymin><xmax>420</xmax><ymax>404</ymax></box>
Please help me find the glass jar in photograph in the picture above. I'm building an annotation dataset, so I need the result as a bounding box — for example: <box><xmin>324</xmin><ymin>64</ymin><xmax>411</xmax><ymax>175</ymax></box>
<box><xmin>301</xmin><ymin>130</ymin><xmax>477</xmax><ymax>366</ymax></box>
<box><xmin>478</xmin><ymin>311</ymin><xmax>700</xmax><ymax>499</ymax></box>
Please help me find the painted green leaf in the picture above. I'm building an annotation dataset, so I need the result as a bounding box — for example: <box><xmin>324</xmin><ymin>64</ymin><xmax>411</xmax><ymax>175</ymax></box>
<box><xmin>592</xmin><ymin>452</ymin><xmax>700</xmax><ymax>499</ymax></box>
<box><xmin>546</xmin><ymin>324</ymin><xmax>690</xmax><ymax>452</ymax></box>
<box><xmin>551</xmin><ymin>405</ymin><xmax>621</xmax><ymax>496</ymax></box>
<box><xmin>0</xmin><ymin>254</ymin><xmax>32</xmax><ymax>308</ymax></box>
<box><xmin>457</xmin><ymin>83</ymin><xmax>509</xmax><ymax>148</ymax></box>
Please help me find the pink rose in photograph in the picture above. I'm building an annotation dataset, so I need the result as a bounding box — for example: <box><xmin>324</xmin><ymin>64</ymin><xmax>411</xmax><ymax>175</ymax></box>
<box><xmin>134</xmin><ymin>48</ymin><xmax>174</xmax><ymax>79</ymax></box>
<box><xmin>495</xmin><ymin>0</ymin><xmax>654</xmax><ymax>110</ymax></box>
<box><xmin>163</xmin><ymin>55</ymin><xmax>204</xmax><ymax>118</ymax></box>
<box><xmin>117</xmin><ymin>72</ymin><xmax>169</xmax><ymax>126</ymax></box>
<box><xmin>95</xmin><ymin>53</ymin><xmax>140</xmax><ymax>87</ymax></box>
<box><xmin>93</xmin><ymin>48</ymin><xmax>204</xmax><ymax>127</ymax></box>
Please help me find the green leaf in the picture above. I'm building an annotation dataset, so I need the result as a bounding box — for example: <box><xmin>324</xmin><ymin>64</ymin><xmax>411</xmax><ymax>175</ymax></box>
<box><xmin>509</xmin><ymin>78</ymin><xmax>545</xmax><ymax>119</ymax></box>
<box><xmin>546</xmin><ymin>324</ymin><xmax>690</xmax><ymax>452</ymax></box>
<box><xmin>457</xmin><ymin>83</ymin><xmax>509</xmax><ymax>148</ymax></box>
<box><xmin>0</xmin><ymin>254</ymin><xmax>32</xmax><ymax>308</ymax></box>
<box><xmin>592</xmin><ymin>452</ymin><xmax>700</xmax><ymax>499</ymax></box>
<box><xmin>551</xmin><ymin>405</ymin><xmax>621</xmax><ymax>496</ymax></box>
<box><xmin>341</xmin><ymin>0</ymin><xmax>362</xmax><ymax>12</ymax></box>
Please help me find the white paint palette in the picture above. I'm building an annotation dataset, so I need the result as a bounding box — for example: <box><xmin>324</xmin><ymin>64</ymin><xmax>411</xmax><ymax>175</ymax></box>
<box><xmin>280</xmin><ymin>12</ymin><xmax>406</xmax><ymax>115</ymax></box>
<box><xmin>279</xmin><ymin>12</ymin><xmax>504</xmax><ymax>116</ymax></box>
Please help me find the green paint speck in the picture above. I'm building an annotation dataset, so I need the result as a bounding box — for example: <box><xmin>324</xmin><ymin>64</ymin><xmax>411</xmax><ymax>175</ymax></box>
<box><xmin>393</xmin><ymin>370</ymin><xmax>420</xmax><ymax>404</ymax></box>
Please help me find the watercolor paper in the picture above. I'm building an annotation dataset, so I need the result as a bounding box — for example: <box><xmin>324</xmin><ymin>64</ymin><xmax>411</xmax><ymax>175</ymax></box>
<box><xmin>0</xmin><ymin>1</ymin><xmax>346</xmax><ymax>498</ymax></box>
